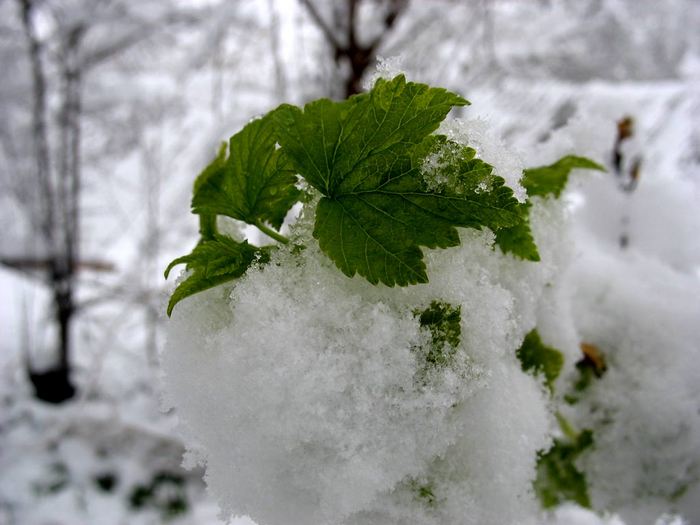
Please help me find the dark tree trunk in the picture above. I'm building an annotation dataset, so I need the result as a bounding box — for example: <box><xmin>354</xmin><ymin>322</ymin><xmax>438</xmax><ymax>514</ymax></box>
<box><xmin>18</xmin><ymin>0</ymin><xmax>54</xmax><ymax>241</ymax></box>
<box><xmin>300</xmin><ymin>0</ymin><xmax>407</xmax><ymax>99</ymax></box>
<box><xmin>18</xmin><ymin>0</ymin><xmax>82</xmax><ymax>403</ymax></box>
<box><xmin>28</xmin><ymin>365</ymin><xmax>76</xmax><ymax>404</ymax></box>
<box><xmin>344</xmin><ymin>45</ymin><xmax>374</xmax><ymax>97</ymax></box>
<box><xmin>28</xmin><ymin>266</ymin><xmax>76</xmax><ymax>404</ymax></box>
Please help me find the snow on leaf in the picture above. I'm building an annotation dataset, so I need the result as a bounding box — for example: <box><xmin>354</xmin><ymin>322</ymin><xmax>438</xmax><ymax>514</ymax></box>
<box><xmin>312</xmin><ymin>139</ymin><xmax>523</xmax><ymax>285</ymax></box>
<box><xmin>274</xmin><ymin>74</ymin><xmax>469</xmax><ymax>197</ymax></box>
<box><xmin>416</xmin><ymin>300</ymin><xmax>461</xmax><ymax>367</ymax></box>
<box><xmin>276</xmin><ymin>77</ymin><xmax>524</xmax><ymax>286</ymax></box>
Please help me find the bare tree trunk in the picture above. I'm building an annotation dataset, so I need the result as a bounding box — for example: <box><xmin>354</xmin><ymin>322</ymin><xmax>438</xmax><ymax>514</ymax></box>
<box><xmin>55</xmin><ymin>24</ymin><xmax>84</xmax><ymax>373</ymax></box>
<box><xmin>18</xmin><ymin>0</ymin><xmax>54</xmax><ymax>248</ymax></box>
<box><xmin>13</xmin><ymin>0</ymin><xmax>192</xmax><ymax>402</ymax></box>
<box><xmin>18</xmin><ymin>0</ymin><xmax>82</xmax><ymax>402</ymax></box>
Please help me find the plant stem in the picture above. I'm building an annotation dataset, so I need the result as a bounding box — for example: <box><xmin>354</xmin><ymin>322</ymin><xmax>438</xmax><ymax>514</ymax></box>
<box><xmin>555</xmin><ymin>412</ymin><xmax>579</xmax><ymax>442</ymax></box>
<box><xmin>255</xmin><ymin>220</ymin><xmax>290</xmax><ymax>244</ymax></box>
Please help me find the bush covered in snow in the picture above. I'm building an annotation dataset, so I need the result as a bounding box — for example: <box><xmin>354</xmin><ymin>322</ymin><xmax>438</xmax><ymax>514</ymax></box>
<box><xmin>161</xmin><ymin>73</ymin><xmax>699</xmax><ymax>525</ymax></box>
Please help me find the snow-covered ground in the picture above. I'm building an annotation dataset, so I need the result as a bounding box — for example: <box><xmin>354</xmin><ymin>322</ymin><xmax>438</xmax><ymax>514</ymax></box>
<box><xmin>2</xmin><ymin>1</ymin><xmax>699</xmax><ymax>524</ymax></box>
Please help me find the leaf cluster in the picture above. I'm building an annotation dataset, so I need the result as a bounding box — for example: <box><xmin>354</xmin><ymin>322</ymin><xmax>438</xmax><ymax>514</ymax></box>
<box><xmin>165</xmin><ymin>75</ymin><xmax>604</xmax><ymax>314</ymax></box>
<box><xmin>164</xmin><ymin>111</ymin><xmax>297</xmax><ymax>315</ymax></box>
<box><xmin>534</xmin><ymin>418</ymin><xmax>594</xmax><ymax>510</ymax></box>
<box><xmin>516</xmin><ymin>331</ymin><xmax>603</xmax><ymax>511</ymax></box>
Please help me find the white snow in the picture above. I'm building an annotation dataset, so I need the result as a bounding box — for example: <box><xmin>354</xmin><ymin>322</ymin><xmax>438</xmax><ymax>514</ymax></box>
<box><xmin>2</xmin><ymin>1</ymin><xmax>699</xmax><ymax>524</ymax></box>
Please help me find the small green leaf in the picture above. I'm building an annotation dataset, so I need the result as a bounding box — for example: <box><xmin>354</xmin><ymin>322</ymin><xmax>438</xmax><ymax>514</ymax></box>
<box><xmin>192</xmin><ymin>110</ymin><xmax>301</xmax><ymax>231</ymax></box>
<box><xmin>416</xmin><ymin>301</ymin><xmax>461</xmax><ymax>367</ymax></box>
<box><xmin>522</xmin><ymin>156</ymin><xmax>605</xmax><ymax>198</ymax></box>
<box><xmin>516</xmin><ymin>329</ymin><xmax>564</xmax><ymax>393</ymax></box>
<box><xmin>165</xmin><ymin>234</ymin><xmax>266</xmax><ymax>316</ymax></box>
<box><xmin>494</xmin><ymin>202</ymin><xmax>540</xmax><ymax>261</ymax></box>
<box><xmin>412</xmin><ymin>481</ymin><xmax>437</xmax><ymax>507</ymax></box>
<box><xmin>495</xmin><ymin>156</ymin><xmax>603</xmax><ymax>260</ymax></box>
<box><xmin>534</xmin><ymin>422</ymin><xmax>594</xmax><ymax>509</ymax></box>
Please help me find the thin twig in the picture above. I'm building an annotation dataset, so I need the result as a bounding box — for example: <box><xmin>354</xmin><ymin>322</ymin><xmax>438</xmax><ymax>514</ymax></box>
<box><xmin>299</xmin><ymin>0</ymin><xmax>344</xmax><ymax>51</ymax></box>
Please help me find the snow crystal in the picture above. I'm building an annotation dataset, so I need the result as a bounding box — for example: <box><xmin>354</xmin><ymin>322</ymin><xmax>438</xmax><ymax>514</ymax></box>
<box><xmin>438</xmin><ymin>118</ymin><xmax>527</xmax><ymax>201</ymax></box>
<box><xmin>363</xmin><ymin>55</ymin><xmax>407</xmax><ymax>90</ymax></box>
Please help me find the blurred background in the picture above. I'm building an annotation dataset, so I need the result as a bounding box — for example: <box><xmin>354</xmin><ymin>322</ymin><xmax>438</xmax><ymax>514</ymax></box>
<box><xmin>0</xmin><ymin>0</ymin><xmax>698</xmax><ymax>523</ymax></box>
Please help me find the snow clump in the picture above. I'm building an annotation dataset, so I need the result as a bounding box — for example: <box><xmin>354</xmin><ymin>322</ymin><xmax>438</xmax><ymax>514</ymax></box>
<box><xmin>161</xmin><ymin>116</ymin><xmax>566</xmax><ymax>525</ymax></box>
<box><xmin>162</xmin><ymin>104</ymin><xmax>700</xmax><ymax>524</ymax></box>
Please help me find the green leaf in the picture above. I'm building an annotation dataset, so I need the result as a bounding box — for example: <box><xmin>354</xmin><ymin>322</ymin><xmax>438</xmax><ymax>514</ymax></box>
<box><xmin>277</xmin><ymin>75</ymin><xmax>521</xmax><ymax>287</ymax></box>
<box><xmin>315</xmin><ymin>141</ymin><xmax>522</xmax><ymax>285</ymax></box>
<box><xmin>494</xmin><ymin>202</ymin><xmax>540</xmax><ymax>261</ymax></box>
<box><xmin>274</xmin><ymin>74</ymin><xmax>469</xmax><ymax>196</ymax></box>
<box><xmin>164</xmin><ymin>234</ymin><xmax>266</xmax><ymax>316</ymax></box>
<box><xmin>416</xmin><ymin>301</ymin><xmax>462</xmax><ymax>367</ymax></box>
<box><xmin>534</xmin><ymin>422</ymin><xmax>594</xmax><ymax>509</ymax></box>
<box><xmin>192</xmin><ymin>110</ymin><xmax>301</xmax><ymax>231</ymax></box>
<box><xmin>408</xmin><ymin>479</ymin><xmax>438</xmax><ymax>508</ymax></box>
<box><xmin>516</xmin><ymin>329</ymin><xmax>564</xmax><ymax>393</ymax></box>
<box><xmin>522</xmin><ymin>156</ymin><xmax>605</xmax><ymax>198</ymax></box>
<box><xmin>495</xmin><ymin>156</ymin><xmax>604</xmax><ymax>260</ymax></box>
